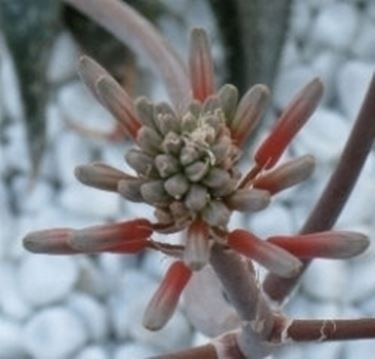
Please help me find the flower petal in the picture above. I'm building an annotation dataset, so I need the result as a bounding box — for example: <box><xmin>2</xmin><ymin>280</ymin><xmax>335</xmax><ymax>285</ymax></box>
<box><xmin>74</xmin><ymin>162</ymin><xmax>133</xmax><ymax>192</ymax></box>
<box><xmin>255</xmin><ymin>78</ymin><xmax>323</xmax><ymax>169</ymax></box>
<box><xmin>143</xmin><ymin>260</ymin><xmax>192</xmax><ymax>330</ymax></box>
<box><xmin>184</xmin><ymin>220</ymin><xmax>210</xmax><ymax>270</ymax></box>
<box><xmin>189</xmin><ymin>28</ymin><xmax>215</xmax><ymax>102</ymax></box>
<box><xmin>225</xmin><ymin>188</ymin><xmax>271</xmax><ymax>212</ymax></box>
<box><xmin>69</xmin><ymin>219</ymin><xmax>152</xmax><ymax>252</ymax></box>
<box><xmin>253</xmin><ymin>155</ymin><xmax>315</xmax><ymax>194</ymax></box>
<box><xmin>227</xmin><ymin>229</ymin><xmax>302</xmax><ymax>278</ymax></box>
<box><xmin>95</xmin><ymin>75</ymin><xmax>141</xmax><ymax>139</ymax></box>
<box><xmin>268</xmin><ymin>231</ymin><xmax>369</xmax><ymax>259</ymax></box>
<box><xmin>23</xmin><ymin>228</ymin><xmax>78</xmax><ymax>255</ymax></box>
<box><xmin>231</xmin><ymin>84</ymin><xmax>270</xmax><ymax>147</ymax></box>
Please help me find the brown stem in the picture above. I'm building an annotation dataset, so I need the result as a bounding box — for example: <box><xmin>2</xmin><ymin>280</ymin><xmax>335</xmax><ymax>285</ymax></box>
<box><xmin>271</xmin><ymin>317</ymin><xmax>375</xmax><ymax>342</ymax></box>
<box><xmin>263</xmin><ymin>72</ymin><xmax>375</xmax><ymax>303</ymax></box>
<box><xmin>150</xmin><ymin>343</ymin><xmax>218</xmax><ymax>359</ymax></box>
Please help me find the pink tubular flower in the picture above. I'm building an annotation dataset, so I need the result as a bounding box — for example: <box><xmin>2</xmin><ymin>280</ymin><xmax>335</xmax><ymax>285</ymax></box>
<box><xmin>23</xmin><ymin>2</ymin><xmax>369</xmax><ymax>332</ymax></box>
<box><xmin>143</xmin><ymin>261</ymin><xmax>192</xmax><ymax>330</ymax></box>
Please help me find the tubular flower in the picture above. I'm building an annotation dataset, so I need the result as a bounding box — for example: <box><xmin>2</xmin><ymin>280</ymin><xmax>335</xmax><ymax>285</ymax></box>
<box><xmin>23</xmin><ymin>24</ymin><xmax>369</xmax><ymax>331</ymax></box>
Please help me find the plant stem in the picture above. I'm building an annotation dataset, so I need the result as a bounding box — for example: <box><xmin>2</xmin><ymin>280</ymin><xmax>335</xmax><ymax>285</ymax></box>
<box><xmin>263</xmin><ymin>72</ymin><xmax>375</xmax><ymax>304</ymax></box>
<box><xmin>271</xmin><ymin>317</ymin><xmax>375</xmax><ymax>342</ymax></box>
<box><xmin>210</xmin><ymin>246</ymin><xmax>274</xmax><ymax>358</ymax></box>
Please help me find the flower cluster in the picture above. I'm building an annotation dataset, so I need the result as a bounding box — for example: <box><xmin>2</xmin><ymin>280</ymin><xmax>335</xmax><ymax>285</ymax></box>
<box><xmin>24</xmin><ymin>28</ymin><xmax>368</xmax><ymax>331</ymax></box>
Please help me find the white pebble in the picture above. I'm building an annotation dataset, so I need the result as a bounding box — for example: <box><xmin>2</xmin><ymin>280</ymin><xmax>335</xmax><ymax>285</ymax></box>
<box><xmin>344</xmin><ymin>340</ymin><xmax>375</xmax><ymax>359</ymax></box>
<box><xmin>352</xmin><ymin>17</ymin><xmax>375</xmax><ymax>60</ymax></box>
<box><xmin>128</xmin><ymin>295</ymin><xmax>192</xmax><ymax>351</ymax></box>
<box><xmin>54</xmin><ymin>132</ymin><xmax>92</xmax><ymax>185</ymax></box>
<box><xmin>310</xmin><ymin>51</ymin><xmax>341</xmax><ymax>103</ymax></box>
<box><xmin>345</xmin><ymin>259</ymin><xmax>375</xmax><ymax>302</ymax></box>
<box><xmin>66</xmin><ymin>292</ymin><xmax>109</xmax><ymax>341</ymax></box>
<box><xmin>337</xmin><ymin>61</ymin><xmax>374</xmax><ymax>120</ymax></box>
<box><xmin>295</xmin><ymin>107</ymin><xmax>350</xmax><ymax>162</ymax></box>
<box><xmin>273</xmin><ymin>65</ymin><xmax>316</xmax><ymax>110</ymax></box>
<box><xmin>0</xmin><ymin>262</ymin><xmax>32</xmax><ymax>320</ymax></box>
<box><xmin>108</xmin><ymin>270</ymin><xmax>158</xmax><ymax>339</ymax></box>
<box><xmin>48</xmin><ymin>32</ymin><xmax>79</xmax><ymax>83</ymax></box>
<box><xmin>302</xmin><ymin>260</ymin><xmax>347</xmax><ymax>301</ymax></box>
<box><xmin>2</xmin><ymin>123</ymin><xmax>31</xmax><ymax>173</ymax></box>
<box><xmin>310</xmin><ymin>3</ymin><xmax>359</xmax><ymax>51</ymax></box>
<box><xmin>248</xmin><ymin>204</ymin><xmax>294</xmax><ymax>238</ymax></box>
<box><xmin>76</xmin><ymin>257</ymin><xmax>110</xmax><ymax>298</ymax></box>
<box><xmin>114</xmin><ymin>343</ymin><xmax>159</xmax><ymax>359</ymax></box>
<box><xmin>0</xmin><ymin>318</ymin><xmax>27</xmax><ymax>358</ymax></box>
<box><xmin>142</xmin><ymin>250</ymin><xmax>172</xmax><ymax>280</ymax></box>
<box><xmin>18</xmin><ymin>255</ymin><xmax>79</xmax><ymax>307</ymax></box>
<box><xmin>57</xmin><ymin>81</ymin><xmax>116</xmax><ymax>133</ymax></box>
<box><xmin>75</xmin><ymin>345</ymin><xmax>109</xmax><ymax>359</ymax></box>
<box><xmin>58</xmin><ymin>183</ymin><xmax>120</xmax><ymax>218</ymax></box>
<box><xmin>23</xmin><ymin>307</ymin><xmax>88</xmax><ymax>359</ymax></box>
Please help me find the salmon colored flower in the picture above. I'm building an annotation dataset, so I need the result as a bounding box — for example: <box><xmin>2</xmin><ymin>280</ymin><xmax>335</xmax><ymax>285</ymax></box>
<box><xmin>23</xmin><ymin>7</ymin><xmax>369</xmax><ymax>331</ymax></box>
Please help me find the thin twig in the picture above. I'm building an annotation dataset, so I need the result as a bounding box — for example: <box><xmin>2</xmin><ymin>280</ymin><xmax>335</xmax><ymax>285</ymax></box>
<box><xmin>271</xmin><ymin>317</ymin><xmax>375</xmax><ymax>342</ymax></box>
<box><xmin>263</xmin><ymin>73</ymin><xmax>375</xmax><ymax>304</ymax></box>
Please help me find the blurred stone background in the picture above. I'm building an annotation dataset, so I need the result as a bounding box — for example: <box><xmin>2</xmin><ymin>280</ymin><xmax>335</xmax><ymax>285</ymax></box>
<box><xmin>0</xmin><ymin>0</ymin><xmax>375</xmax><ymax>358</ymax></box>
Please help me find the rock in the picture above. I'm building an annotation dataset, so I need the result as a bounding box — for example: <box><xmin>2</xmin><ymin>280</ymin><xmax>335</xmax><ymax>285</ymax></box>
<box><xmin>97</xmin><ymin>253</ymin><xmax>137</xmax><ymax>291</ymax></box>
<box><xmin>337</xmin><ymin>61</ymin><xmax>374</xmax><ymax>120</ymax></box>
<box><xmin>66</xmin><ymin>292</ymin><xmax>109</xmax><ymax>341</ymax></box>
<box><xmin>290</xmin><ymin>1</ymin><xmax>312</xmax><ymax>41</ymax></box>
<box><xmin>248</xmin><ymin>203</ymin><xmax>294</xmax><ymax>238</ymax></box>
<box><xmin>76</xmin><ymin>257</ymin><xmax>110</xmax><ymax>298</ymax></box>
<box><xmin>273</xmin><ymin>65</ymin><xmax>316</xmax><ymax>110</ymax></box>
<box><xmin>295</xmin><ymin>107</ymin><xmax>350</xmax><ymax>162</ymax></box>
<box><xmin>2</xmin><ymin>123</ymin><xmax>31</xmax><ymax>173</ymax></box>
<box><xmin>0</xmin><ymin>317</ymin><xmax>27</xmax><ymax>358</ymax></box>
<box><xmin>23</xmin><ymin>307</ymin><xmax>88</xmax><ymax>359</ymax></box>
<box><xmin>58</xmin><ymin>183</ymin><xmax>120</xmax><ymax>218</ymax></box>
<box><xmin>108</xmin><ymin>270</ymin><xmax>158</xmax><ymax>339</ymax></box>
<box><xmin>54</xmin><ymin>131</ymin><xmax>92</xmax><ymax>185</ymax></box>
<box><xmin>142</xmin><ymin>250</ymin><xmax>172</xmax><ymax>280</ymax></box>
<box><xmin>12</xmin><ymin>176</ymin><xmax>54</xmax><ymax>214</ymax></box>
<box><xmin>310</xmin><ymin>3</ymin><xmax>359</xmax><ymax>51</ymax></box>
<box><xmin>344</xmin><ymin>340</ymin><xmax>375</xmax><ymax>359</ymax></box>
<box><xmin>75</xmin><ymin>345</ymin><xmax>109</xmax><ymax>359</ymax></box>
<box><xmin>345</xmin><ymin>259</ymin><xmax>375</xmax><ymax>303</ymax></box>
<box><xmin>113</xmin><ymin>343</ymin><xmax>160</xmax><ymax>359</ymax></box>
<box><xmin>129</xmin><ymin>295</ymin><xmax>192</xmax><ymax>352</ymax></box>
<box><xmin>18</xmin><ymin>255</ymin><xmax>79</xmax><ymax>307</ymax></box>
<box><xmin>310</xmin><ymin>51</ymin><xmax>342</xmax><ymax>103</ymax></box>
<box><xmin>0</xmin><ymin>262</ymin><xmax>32</xmax><ymax>320</ymax></box>
<box><xmin>352</xmin><ymin>17</ymin><xmax>375</xmax><ymax>60</ymax></box>
<box><xmin>302</xmin><ymin>260</ymin><xmax>347</xmax><ymax>301</ymax></box>
<box><xmin>57</xmin><ymin>81</ymin><xmax>116</xmax><ymax>133</ymax></box>
<box><xmin>48</xmin><ymin>32</ymin><xmax>79</xmax><ymax>83</ymax></box>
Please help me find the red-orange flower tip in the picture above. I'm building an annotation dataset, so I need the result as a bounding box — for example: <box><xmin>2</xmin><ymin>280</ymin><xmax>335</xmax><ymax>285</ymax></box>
<box><xmin>69</xmin><ymin>219</ymin><xmax>152</xmax><ymax>253</ymax></box>
<box><xmin>143</xmin><ymin>261</ymin><xmax>192</xmax><ymax>330</ymax></box>
<box><xmin>189</xmin><ymin>28</ymin><xmax>215</xmax><ymax>102</ymax></box>
<box><xmin>268</xmin><ymin>231</ymin><xmax>369</xmax><ymax>259</ymax></box>
<box><xmin>227</xmin><ymin>229</ymin><xmax>302</xmax><ymax>278</ymax></box>
<box><xmin>255</xmin><ymin>78</ymin><xmax>323</xmax><ymax>169</ymax></box>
